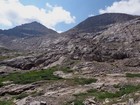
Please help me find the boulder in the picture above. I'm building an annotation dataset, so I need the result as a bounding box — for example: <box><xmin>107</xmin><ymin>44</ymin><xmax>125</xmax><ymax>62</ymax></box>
<box><xmin>83</xmin><ymin>97</ymin><xmax>97</xmax><ymax>105</ymax></box>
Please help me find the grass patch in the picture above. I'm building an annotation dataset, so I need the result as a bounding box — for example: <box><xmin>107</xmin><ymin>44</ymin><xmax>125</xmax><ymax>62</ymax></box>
<box><xmin>113</xmin><ymin>84</ymin><xmax>120</xmax><ymax>88</ymax></box>
<box><xmin>72</xmin><ymin>100</ymin><xmax>84</xmax><ymax>105</ymax></box>
<box><xmin>70</xmin><ymin>85</ymin><xmax>140</xmax><ymax>104</ymax></box>
<box><xmin>0</xmin><ymin>100</ymin><xmax>14</xmax><ymax>105</ymax></box>
<box><xmin>126</xmin><ymin>73</ymin><xmax>140</xmax><ymax>78</ymax></box>
<box><xmin>60</xmin><ymin>66</ymin><xmax>73</xmax><ymax>73</ymax></box>
<box><xmin>0</xmin><ymin>67</ymin><xmax>62</xmax><ymax>85</ymax></box>
<box><xmin>0</xmin><ymin>54</ymin><xmax>21</xmax><ymax>61</ymax></box>
<box><xmin>0</xmin><ymin>82</ymin><xmax>3</xmax><ymax>87</ymax></box>
<box><xmin>14</xmin><ymin>93</ymin><xmax>28</xmax><ymax>99</ymax></box>
<box><xmin>31</xmin><ymin>91</ymin><xmax>44</xmax><ymax>97</ymax></box>
<box><xmin>65</xmin><ymin>99</ymin><xmax>84</xmax><ymax>105</ymax></box>
<box><xmin>87</xmin><ymin>89</ymin><xmax>98</xmax><ymax>93</ymax></box>
<box><xmin>91</xmin><ymin>85</ymin><xmax>140</xmax><ymax>99</ymax></box>
<box><xmin>74</xmin><ymin>78</ymin><xmax>97</xmax><ymax>85</ymax></box>
<box><xmin>0</xmin><ymin>56</ymin><xmax>11</xmax><ymax>60</ymax></box>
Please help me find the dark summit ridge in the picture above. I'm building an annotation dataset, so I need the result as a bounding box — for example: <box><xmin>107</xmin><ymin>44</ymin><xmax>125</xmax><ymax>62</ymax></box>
<box><xmin>69</xmin><ymin>13</ymin><xmax>138</xmax><ymax>33</ymax></box>
<box><xmin>1</xmin><ymin>21</ymin><xmax>57</xmax><ymax>37</ymax></box>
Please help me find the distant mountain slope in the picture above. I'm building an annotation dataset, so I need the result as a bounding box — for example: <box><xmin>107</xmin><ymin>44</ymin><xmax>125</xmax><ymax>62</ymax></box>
<box><xmin>0</xmin><ymin>22</ymin><xmax>59</xmax><ymax>50</ymax></box>
<box><xmin>68</xmin><ymin>13</ymin><xmax>139</xmax><ymax>33</ymax></box>
<box><xmin>0</xmin><ymin>13</ymin><xmax>140</xmax><ymax>52</ymax></box>
<box><xmin>0</xmin><ymin>21</ymin><xmax>57</xmax><ymax>37</ymax></box>
<box><xmin>1</xmin><ymin>13</ymin><xmax>140</xmax><ymax>72</ymax></box>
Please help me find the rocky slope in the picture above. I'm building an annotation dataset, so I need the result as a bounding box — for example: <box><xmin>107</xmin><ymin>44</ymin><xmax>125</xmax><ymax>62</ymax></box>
<box><xmin>67</xmin><ymin>13</ymin><xmax>138</xmax><ymax>33</ymax></box>
<box><xmin>0</xmin><ymin>21</ymin><xmax>58</xmax><ymax>50</ymax></box>
<box><xmin>0</xmin><ymin>13</ymin><xmax>140</xmax><ymax>105</ymax></box>
<box><xmin>1</xmin><ymin>13</ymin><xmax>140</xmax><ymax>71</ymax></box>
<box><xmin>0</xmin><ymin>21</ymin><xmax>57</xmax><ymax>37</ymax></box>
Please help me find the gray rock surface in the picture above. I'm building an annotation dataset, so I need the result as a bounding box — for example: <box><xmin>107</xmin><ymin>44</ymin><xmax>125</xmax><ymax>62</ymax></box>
<box><xmin>0</xmin><ymin>84</ymin><xmax>34</xmax><ymax>95</ymax></box>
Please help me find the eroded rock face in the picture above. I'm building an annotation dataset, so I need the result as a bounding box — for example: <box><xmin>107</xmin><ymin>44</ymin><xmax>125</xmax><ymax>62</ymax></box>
<box><xmin>0</xmin><ymin>56</ymin><xmax>35</xmax><ymax>70</ymax></box>
<box><xmin>0</xmin><ymin>53</ymin><xmax>63</xmax><ymax>70</ymax></box>
<box><xmin>0</xmin><ymin>84</ymin><xmax>35</xmax><ymax>95</ymax></box>
<box><xmin>0</xmin><ymin>66</ymin><xmax>18</xmax><ymax>75</ymax></box>
<box><xmin>124</xmin><ymin>58</ymin><xmax>140</xmax><ymax>67</ymax></box>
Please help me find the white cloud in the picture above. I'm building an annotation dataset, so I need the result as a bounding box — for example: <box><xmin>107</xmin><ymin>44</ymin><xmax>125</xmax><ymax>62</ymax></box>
<box><xmin>88</xmin><ymin>14</ymin><xmax>94</xmax><ymax>17</ymax></box>
<box><xmin>46</xmin><ymin>3</ymin><xmax>53</xmax><ymax>9</ymax></box>
<box><xmin>57</xmin><ymin>30</ymin><xmax>63</xmax><ymax>33</ymax></box>
<box><xmin>99</xmin><ymin>0</ymin><xmax>140</xmax><ymax>15</ymax></box>
<box><xmin>0</xmin><ymin>0</ymin><xmax>75</xmax><ymax>31</ymax></box>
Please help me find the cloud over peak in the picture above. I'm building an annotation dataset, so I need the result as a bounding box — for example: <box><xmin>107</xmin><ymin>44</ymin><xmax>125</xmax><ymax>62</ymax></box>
<box><xmin>0</xmin><ymin>0</ymin><xmax>75</xmax><ymax>31</ymax></box>
<box><xmin>100</xmin><ymin>0</ymin><xmax>140</xmax><ymax>15</ymax></box>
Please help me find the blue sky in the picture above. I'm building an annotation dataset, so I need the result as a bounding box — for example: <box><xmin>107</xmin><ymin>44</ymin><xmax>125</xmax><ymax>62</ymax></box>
<box><xmin>0</xmin><ymin>0</ymin><xmax>140</xmax><ymax>32</ymax></box>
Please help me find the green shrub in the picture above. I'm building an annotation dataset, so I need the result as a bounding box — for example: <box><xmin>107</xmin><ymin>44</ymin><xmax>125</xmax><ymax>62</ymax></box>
<box><xmin>0</xmin><ymin>56</ymin><xmax>10</xmax><ymax>60</ymax></box>
<box><xmin>14</xmin><ymin>93</ymin><xmax>28</xmax><ymax>99</ymax></box>
<box><xmin>31</xmin><ymin>91</ymin><xmax>44</xmax><ymax>97</ymax></box>
<box><xmin>87</xmin><ymin>89</ymin><xmax>98</xmax><ymax>93</ymax></box>
<box><xmin>74</xmin><ymin>78</ymin><xmax>97</xmax><ymax>85</ymax></box>
<box><xmin>113</xmin><ymin>84</ymin><xmax>120</xmax><ymax>88</ymax></box>
<box><xmin>65</xmin><ymin>99</ymin><xmax>84</xmax><ymax>105</ymax></box>
<box><xmin>0</xmin><ymin>67</ymin><xmax>62</xmax><ymax>85</ymax></box>
<box><xmin>126</xmin><ymin>73</ymin><xmax>140</xmax><ymax>78</ymax></box>
<box><xmin>0</xmin><ymin>82</ymin><xmax>3</xmax><ymax>87</ymax></box>
<box><xmin>93</xmin><ymin>85</ymin><xmax>140</xmax><ymax>99</ymax></box>
<box><xmin>60</xmin><ymin>66</ymin><xmax>73</xmax><ymax>73</ymax></box>
<box><xmin>97</xmin><ymin>91</ymin><xmax>117</xmax><ymax>99</ymax></box>
<box><xmin>0</xmin><ymin>100</ymin><xmax>14</xmax><ymax>105</ymax></box>
<box><xmin>73</xmin><ymin>85</ymin><xmax>140</xmax><ymax>102</ymax></box>
<box><xmin>73</xmin><ymin>100</ymin><xmax>84</xmax><ymax>105</ymax></box>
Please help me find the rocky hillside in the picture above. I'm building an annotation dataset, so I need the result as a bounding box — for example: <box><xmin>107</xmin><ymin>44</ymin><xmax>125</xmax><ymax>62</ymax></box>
<box><xmin>1</xmin><ymin>13</ymin><xmax>140</xmax><ymax>70</ymax></box>
<box><xmin>0</xmin><ymin>21</ymin><xmax>57</xmax><ymax>37</ymax></box>
<box><xmin>0</xmin><ymin>21</ymin><xmax>59</xmax><ymax>50</ymax></box>
<box><xmin>67</xmin><ymin>13</ymin><xmax>138</xmax><ymax>33</ymax></box>
<box><xmin>0</xmin><ymin>13</ymin><xmax>140</xmax><ymax>105</ymax></box>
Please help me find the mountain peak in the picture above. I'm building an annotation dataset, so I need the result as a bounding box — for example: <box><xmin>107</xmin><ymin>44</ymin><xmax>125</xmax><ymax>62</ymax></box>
<box><xmin>21</xmin><ymin>21</ymin><xmax>43</xmax><ymax>27</ymax></box>
<box><xmin>30</xmin><ymin>21</ymin><xmax>40</xmax><ymax>24</ymax></box>
<box><xmin>69</xmin><ymin>13</ymin><xmax>138</xmax><ymax>33</ymax></box>
<box><xmin>1</xmin><ymin>21</ymin><xmax>57</xmax><ymax>37</ymax></box>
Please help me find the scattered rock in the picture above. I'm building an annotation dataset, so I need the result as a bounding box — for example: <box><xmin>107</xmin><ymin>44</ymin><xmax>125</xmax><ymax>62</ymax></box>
<box><xmin>0</xmin><ymin>84</ymin><xmax>35</xmax><ymax>95</ymax></box>
<box><xmin>53</xmin><ymin>71</ymin><xmax>73</xmax><ymax>79</ymax></box>
<box><xmin>83</xmin><ymin>97</ymin><xmax>97</xmax><ymax>105</ymax></box>
<box><xmin>15</xmin><ymin>97</ymin><xmax>28</xmax><ymax>105</ymax></box>
<box><xmin>30</xmin><ymin>101</ymin><xmax>40</xmax><ymax>105</ymax></box>
<box><xmin>104</xmin><ymin>98</ymin><xmax>110</xmax><ymax>104</ymax></box>
<box><xmin>128</xmin><ymin>98</ymin><xmax>134</xmax><ymax>105</ymax></box>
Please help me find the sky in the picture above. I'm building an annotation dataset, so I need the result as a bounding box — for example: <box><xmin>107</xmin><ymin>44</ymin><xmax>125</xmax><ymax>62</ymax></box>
<box><xmin>0</xmin><ymin>0</ymin><xmax>140</xmax><ymax>32</ymax></box>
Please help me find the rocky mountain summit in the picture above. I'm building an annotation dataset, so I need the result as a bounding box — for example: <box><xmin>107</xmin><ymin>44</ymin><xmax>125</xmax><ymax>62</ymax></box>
<box><xmin>0</xmin><ymin>13</ymin><xmax>140</xmax><ymax>105</ymax></box>
<box><xmin>0</xmin><ymin>21</ymin><xmax>57</xmax><ymax>37</ymax></box>
<box><xmin>0</xmin><ymin>21</ymin><xmax>58</xmax><ymax>50</ymax></box>
<box><xmin>67</xmin><ymin>13</ymin><xmax>138</xmax><ymax>33</ymax></box>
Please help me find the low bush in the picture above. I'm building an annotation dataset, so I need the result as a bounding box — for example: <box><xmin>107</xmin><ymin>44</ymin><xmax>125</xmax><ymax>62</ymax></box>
<box><xmin>0</xmin><ymin>100</ymin><xmax>14</xmax><ymax>105</ymax></box>
<box><xmin>72</xmin><ymin>84</ymin><xmax>140</xmax><ymax>104</ymax></box>
<box><xmin>74</xmin><ymin>78</ymin><xmax>97</xmax><ymax>85</ymax></box>
<box><xmin>0</xmin><ymin>66</ymin><xmax>62</xmax><ymax>85</ymax></box>
<box><xmin>0</xmin><ymin>82</ymin><xmax>3</xmax><ymax>87</ymax></box>
<box><xmin>14</xmin><ymin>93</ymin><xmax>28</xmax><ymax>99</ymax></box>
<box><xmin>126</xmin><ymin>73</ymin><xmax>140</xmax><ymax>78</ymax></box>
